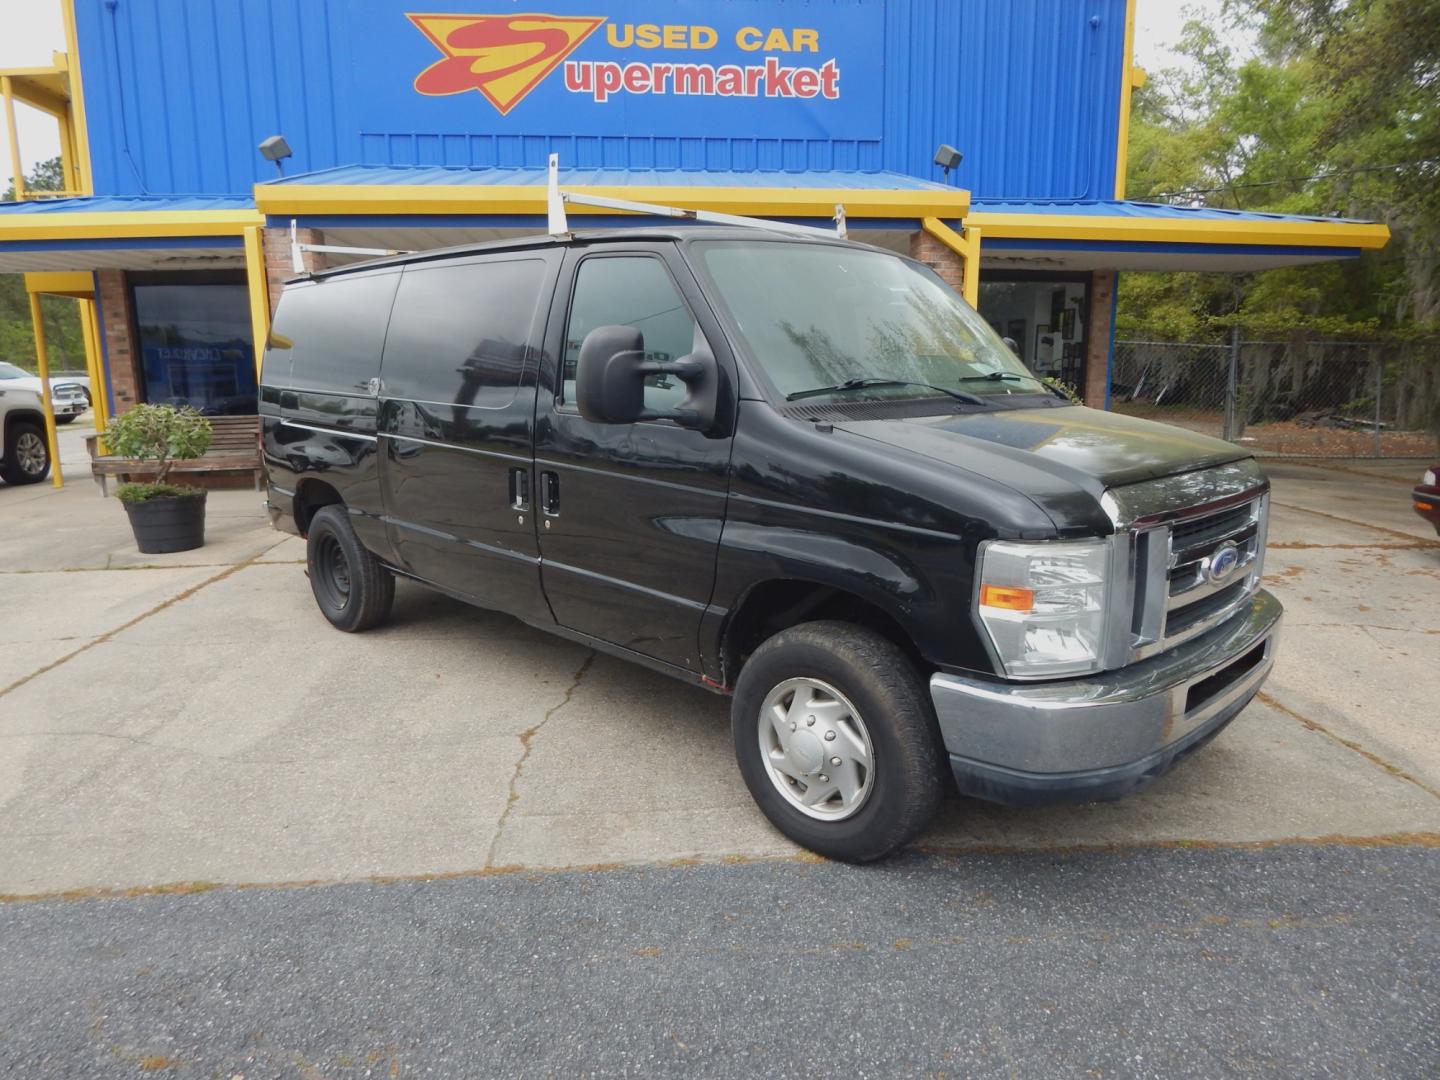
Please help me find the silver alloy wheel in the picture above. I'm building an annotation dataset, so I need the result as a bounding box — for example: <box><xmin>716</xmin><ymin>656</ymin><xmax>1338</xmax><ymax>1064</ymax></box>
<box><xmin>758</xmin><ymin>677</ymin><xmax>875</xmax><ymax>821</ymax></box>
<box><xmin>15</xmin><ymin>431</ymin><xmax>47</xmax><ymax>477</ymax></box>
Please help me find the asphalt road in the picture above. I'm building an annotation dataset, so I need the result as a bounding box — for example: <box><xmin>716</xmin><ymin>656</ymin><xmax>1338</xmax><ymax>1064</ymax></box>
<box><xmin>1</xmin><ymin>843</ymin><xmax>1435</xmax><ymax>1078</ymax></box>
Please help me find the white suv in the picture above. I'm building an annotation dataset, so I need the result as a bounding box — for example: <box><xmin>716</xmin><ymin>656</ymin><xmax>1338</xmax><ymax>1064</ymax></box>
<box><xmin>0</xmin><ymin>384</ymin><xmax>51</xmax><ymax>485</ymax></box>
<box><xmin>0</xmin><ymin>361</ymin><xmax>90</xmax><ymax>424</ymax></box>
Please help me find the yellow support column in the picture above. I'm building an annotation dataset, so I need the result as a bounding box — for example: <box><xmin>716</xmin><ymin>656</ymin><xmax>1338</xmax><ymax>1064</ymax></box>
<box><xmin>79</xmin><ymin>297</ymin><xmax>108</xmax><ymax>428</ymax></box>
<box><xmin>921</xmin><ymin>217</ymin><xmax>982</xmax><ymax>308</ymax></box>
<box><xmin>961</xmin><ymin>224</ymin><xmax>982</xmax><ymax>309</ymax></box>
<box><xmin>2</xmin><ymin>75</ymin><xmax>26</xmax><ymax>200</ymax></box>
<box><xmin>27</xmin><ymin>293</ymin><xmax>63</xmax><ymax>487</ymax></box>
<box><xmin>243</xmin><ymin>225</ymin><xmax>271</xmax><ymax>378</ymax></box>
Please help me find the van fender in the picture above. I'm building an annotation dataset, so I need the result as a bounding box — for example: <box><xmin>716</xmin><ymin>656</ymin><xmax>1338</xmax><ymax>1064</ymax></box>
<box><xmin>700</xmin><ymin>517</ymin><xmax>954</xmax><ymax>682</ymax></box>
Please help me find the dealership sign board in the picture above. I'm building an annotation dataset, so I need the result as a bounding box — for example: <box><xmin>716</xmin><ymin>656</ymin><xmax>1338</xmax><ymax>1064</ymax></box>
<box><xmin>351</xmin><ymin>0</ymin><xmax>883</xmax><ymax>139</ymax></box>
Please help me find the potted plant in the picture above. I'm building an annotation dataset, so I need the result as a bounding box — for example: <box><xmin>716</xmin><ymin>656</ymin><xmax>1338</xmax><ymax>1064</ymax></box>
<box><xmin>104</xmin><ymin>404</ymin><xmax>213</xmax><ymax>554</ymax></box>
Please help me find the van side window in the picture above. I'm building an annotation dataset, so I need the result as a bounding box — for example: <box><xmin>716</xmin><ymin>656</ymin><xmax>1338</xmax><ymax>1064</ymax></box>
<box><xmin>272</xmin><ymin>272</ymin><xmax>399</xmax><ymax>396</ymax></box>
<box><xmin>562</xmin><ymin>256</ymin><xmax>699</xmax><ymax>412</ymax></box>
<box><xmin>381</xmin><ymin>258</ymin><xmax>546</xmax><ymax>409</ymax></box>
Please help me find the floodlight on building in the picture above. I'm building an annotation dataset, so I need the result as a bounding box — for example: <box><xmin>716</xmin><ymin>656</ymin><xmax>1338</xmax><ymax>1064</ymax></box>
<box><xmin>934</xmin><ymin>143</ymin><xmax>963</xmax><ymax>179</ymax></box>
<box><xmin>258</xmin><ymin>135</ymin><xmax>292</xmax><ymax>177</ymax></box>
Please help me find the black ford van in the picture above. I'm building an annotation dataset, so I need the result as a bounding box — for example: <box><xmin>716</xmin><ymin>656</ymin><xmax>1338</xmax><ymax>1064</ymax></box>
<box><xmin>260</xmin><ymin>228</ymin><xmax>1281</xmax><ymax>861</ymax></box>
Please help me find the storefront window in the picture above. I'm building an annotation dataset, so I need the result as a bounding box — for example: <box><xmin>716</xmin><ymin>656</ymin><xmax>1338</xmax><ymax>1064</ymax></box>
<box><xmin>132</xmin><ymin>276</ymin><xmax>256</xmax><ymax>415</ymax></box>
<box><xmin>978</xmin><ymin>275</ymin><xmax>1089</xmax><ymax>390</ymax></box>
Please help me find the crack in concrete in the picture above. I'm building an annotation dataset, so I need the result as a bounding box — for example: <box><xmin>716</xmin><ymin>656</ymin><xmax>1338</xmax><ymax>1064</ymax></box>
<box><xmin>0</xmin><ymin>538</ymin><xmax>289</xmax><ymax>703</ymax></box>
<box><xmin>1269</xmin><ymin>500</ymin><xmax>1435</xmax><ymax>544</ymax></box>
<box><xmin>1274</xmin><ymin>620</ymin><xmax>1440</xmax><ymax>637</ymax></box>
<box><xmin>1268</xmin><ymin>539</ymin><xmax>1440</xmax><ymax>551</ymax></box>
<box><xmin>484</xmin><ymin>652</ymin><xmax>595</xmax><ymax>870</ymax></box>
<box><xmin>1257</xmin><ymin>691</ymin><xmax>1440</xmax><ymax>802</ymax></box>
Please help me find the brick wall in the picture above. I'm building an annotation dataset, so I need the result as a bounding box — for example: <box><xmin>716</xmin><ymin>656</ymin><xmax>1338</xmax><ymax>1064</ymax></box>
<box><xmin>907</xmin><ymin>229</ymin><xmax>965</xmax><ymax>292</ymax></box>
<box><xmin>1084</xmin><ymin>270</ymin><xmax>1117</xmax><ymax>408</ymax></box>
<box><xmin>96</xmin><ymin>270</ymin><xmax>140</xmax><ymax>413</ymax></box>
<box><xmin>261</xmin><ymin>226</ymin><xmax>324</xmax><ymax>317</ymax></box>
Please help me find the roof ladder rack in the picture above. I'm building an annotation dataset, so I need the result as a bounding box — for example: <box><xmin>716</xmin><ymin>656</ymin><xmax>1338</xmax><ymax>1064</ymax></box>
<box><xmin>546</xmin><ymin>154</ymin><xmax>847</xmax><ymax>240</ymax></box>
<box><xmin>289</xmin><ymin>220</ymin><xmax>413</xmax><ymax>274</ymax></box>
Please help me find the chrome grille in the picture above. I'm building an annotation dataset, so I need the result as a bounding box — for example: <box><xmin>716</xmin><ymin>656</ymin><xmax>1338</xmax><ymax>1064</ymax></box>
<box><xmin>1150</xmin><ymin>494</ymin><xmax>1267</xmax><ymax>656</ymax></box>
<box><xmin>1099</xmin><ymin>460</ymin><xmax>1270</xmax><ymax>670</ymax></box>
<box><xmin>1116</xmin><ymin>489</ymin><xmax>1269</xmax><ymax>664</ymax></box>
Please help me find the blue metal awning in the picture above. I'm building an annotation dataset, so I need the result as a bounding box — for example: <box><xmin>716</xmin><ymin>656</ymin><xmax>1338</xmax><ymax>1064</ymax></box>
<box><xmin>968</xmin><ymin>197</ymin><xmax>1388</xmax><ymax>271</ymax></box>
<box><xmin>0</xmin><ymin>194</ymin><xmax>258</xmax><ymax>272</ymax></box>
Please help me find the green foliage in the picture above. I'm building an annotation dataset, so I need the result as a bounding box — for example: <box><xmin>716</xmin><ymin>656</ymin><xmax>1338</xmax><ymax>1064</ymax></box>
<box><xmin>103</xmin><ymin>404</ymin><xmax>213</xmax><ymax>484</ymax></box>
<box><xmin>1120</xmin><ymin>0</ymin><xmax>1440</xmax><ymax>335</ymax></box>
<box><xmin>2</xmin><ymin>156</ymin><xmax>64</xmax><ymax>202</ymax></box>
<box><xmin>1</xmin><ymin>157</ymin><xmax>84</xmax><ymax>371</ymax></box>
<box><xmin>114</xmin><ymin>481</ymin><xmax>203</xmax><ymax>504</ymax></box>
<box><xmin>1041</xmin><ymin>376</ymin><xmax>1083</xmax><ymax>404</ymax></box>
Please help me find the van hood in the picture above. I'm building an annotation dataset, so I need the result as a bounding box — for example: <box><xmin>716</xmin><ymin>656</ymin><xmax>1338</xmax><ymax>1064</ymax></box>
<box><xmin>833</xmin><ymin>404</ymin><xmax>1250</xmax><ymax>528</ymax></box>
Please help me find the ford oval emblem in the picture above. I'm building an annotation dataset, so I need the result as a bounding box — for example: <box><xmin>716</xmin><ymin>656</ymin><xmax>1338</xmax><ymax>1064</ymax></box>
<box><xmin>1207</xmin><ymin>541</ymin><xmax>1241</xmax><ymax>584</ymax></box>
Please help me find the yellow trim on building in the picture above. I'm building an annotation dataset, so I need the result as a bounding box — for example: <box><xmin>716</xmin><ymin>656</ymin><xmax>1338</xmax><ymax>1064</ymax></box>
<box><xmin>255</xmin><ymin>183</ymin><xmax>971</xmax><ymax>221</ymax></box>
<box><xmin>1114</xmin><ymin>0</ymin><xmax>1138</xmax><ymax>199</ymax></box>
<box><xmin>0</xmin><ymin>54</ymin><xmax>88</xmax><ymax>199</ymax></box>
<box><xmin>0</xmin><ymin>208</ymin><xmax>262</xmax><ymax>242</ymax></box>
<box><xmin>61</xmin><ymin>0</ymin><xmax>94</xmax><ymax>194</ymax></box>
<box><xmin>243</xmin><ymin>225</ymin><xmax>271</xmax><ymax>378</ymax></box>
<box><xmin>965</xmin><ymin>211</ymin><xmax>1391</xmax><ymax>250</ymax></box>
<box><xmin>24</xmin><ymin>271</ymin><xmax>95</xmax><ymax>297</ymax></box>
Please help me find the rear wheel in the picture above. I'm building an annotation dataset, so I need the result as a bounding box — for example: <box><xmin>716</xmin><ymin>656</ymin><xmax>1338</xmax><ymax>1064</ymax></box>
<box><xmin>1</xmin><ymin>422</ymin><xmax>50</xmax><ymax>485</ymax></box>
<box><xmin>731</xmin><ymin>621</ymin><xmax>946</xmax><ymax>862</ymax></box>
<box><xmin>306</xmin><ymin>505</ymin><xmax>394</xmax><ymax>632</ymax></box>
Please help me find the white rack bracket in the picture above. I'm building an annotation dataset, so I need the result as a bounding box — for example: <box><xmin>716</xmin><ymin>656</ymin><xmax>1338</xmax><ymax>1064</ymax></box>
<box><xmin>290</xmin><ymin>218</ymin><xmax>411</xmax><ymax>274</ymax></box>
<box><xmin>545</xmin><ymin>152</ymin><xmax>848</xmax><ymax>241</ymax></box>
<box><xmin>547</xmin><ymin>153</ymin><xmax>569</xmax><ymax>235</ymax></box>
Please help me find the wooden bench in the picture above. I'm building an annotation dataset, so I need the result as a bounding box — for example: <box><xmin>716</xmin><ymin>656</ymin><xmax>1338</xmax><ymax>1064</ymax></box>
<box><xmin>86</xmin><ymin>414</ymin><xmax>264</xmax><ymax>496</ymax></box>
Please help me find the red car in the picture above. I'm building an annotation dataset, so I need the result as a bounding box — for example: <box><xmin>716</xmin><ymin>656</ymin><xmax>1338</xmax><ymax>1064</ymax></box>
<box><xmin>1415</xmin><ymin>466</ymin><xmax>1440</xmax><ymax>535</ymax></box>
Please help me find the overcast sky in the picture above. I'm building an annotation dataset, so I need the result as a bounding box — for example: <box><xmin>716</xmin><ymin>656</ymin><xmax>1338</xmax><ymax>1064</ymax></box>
<box><xmin>1</xmin><ymin>0</ymin><xmax>1234</xmax><ymax>192</ymax></box>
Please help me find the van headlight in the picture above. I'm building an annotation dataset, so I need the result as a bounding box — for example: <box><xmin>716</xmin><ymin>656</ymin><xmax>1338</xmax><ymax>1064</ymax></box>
<box><xmin>975</xmin><ymin>538</ymin><xmax>1110</xmax><ymax>678</ymax></box>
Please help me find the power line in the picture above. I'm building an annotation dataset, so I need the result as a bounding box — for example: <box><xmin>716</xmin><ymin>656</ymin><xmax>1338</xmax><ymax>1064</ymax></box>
<box><xmin>1134</xmin><ymin>157</ymin><xmax>1440</xmax><ymax>201</ymax></box>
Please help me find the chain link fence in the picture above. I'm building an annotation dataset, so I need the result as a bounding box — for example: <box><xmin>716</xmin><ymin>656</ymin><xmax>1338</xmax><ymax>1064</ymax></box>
<box><xmin>1111</xmin><ymin>332</ymin><xmax>1440</xmax><ymax>458</ymax></box>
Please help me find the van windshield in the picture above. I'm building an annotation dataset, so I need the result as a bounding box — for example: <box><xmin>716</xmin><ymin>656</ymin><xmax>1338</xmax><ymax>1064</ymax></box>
<box><xmin>692</xmin><ymin>240</ymin><xmax>1045</xmax><ymax>402</ymax></box>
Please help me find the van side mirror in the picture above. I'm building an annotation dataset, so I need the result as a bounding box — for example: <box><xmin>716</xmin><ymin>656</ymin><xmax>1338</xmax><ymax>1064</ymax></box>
<box><xmin>575</xmin><ymin>325</ymin><xmax>719</xmax><ymax>431</ymax></box>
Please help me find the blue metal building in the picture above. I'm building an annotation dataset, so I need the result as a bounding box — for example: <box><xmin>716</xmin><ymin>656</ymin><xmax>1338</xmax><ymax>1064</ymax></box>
<box><xmin>0</xmin><ymin>0</ymin><xmax>1388</xmax><ymax>460</ymax></box>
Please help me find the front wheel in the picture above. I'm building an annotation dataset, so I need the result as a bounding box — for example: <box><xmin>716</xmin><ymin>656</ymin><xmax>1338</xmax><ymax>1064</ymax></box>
<box><xmin>306</xmin><ymin>505</ymin><xmax>394</xmax><ymax>632</ymax></box>
<box><xmin>1</xmin><ymin>422</ymin><xmax>51</xmax><ymax>485</ymax></box>
<box><xmin>731</xmin><ymin>621</ymin><xmax>946</xmax><ymax>862</ymax></box>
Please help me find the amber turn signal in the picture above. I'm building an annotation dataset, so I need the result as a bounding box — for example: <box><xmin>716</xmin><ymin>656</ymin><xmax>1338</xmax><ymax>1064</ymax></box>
<box><xmin>979</xmin><ymin>584</ymin><xmax>1035</xmax><ymax>611</ymax></box>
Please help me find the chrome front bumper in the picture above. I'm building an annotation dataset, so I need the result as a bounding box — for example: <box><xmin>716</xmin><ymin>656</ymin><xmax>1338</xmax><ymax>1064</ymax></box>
<box><xmin>931</xmin><ymin>590</ymin><xmax>1282</xmax><ymax>805</ymax></box>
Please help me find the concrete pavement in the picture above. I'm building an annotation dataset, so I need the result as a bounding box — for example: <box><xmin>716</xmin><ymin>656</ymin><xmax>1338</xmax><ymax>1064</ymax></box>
<box><xmin>1</xmin><ymin>440</ymin><xmax>1436</xmax><ymax>894</ymax></box>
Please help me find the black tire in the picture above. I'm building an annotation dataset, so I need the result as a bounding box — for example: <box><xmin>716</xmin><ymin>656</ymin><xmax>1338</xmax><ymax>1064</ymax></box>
<box><xmin>1</xmin><ymin>421</ymin><xmax>51</xmax><ymax>485</ymax></box>
<box><xmin>306</xmin><ymin>504</ymin><xmax>394</xmax><ymax>632</ymax></box>
<box><xmin>55</xmin><ymin>415</ymin><xmax>78</xmax><ymax>425</ymax></box>
<box><xmin>731</xmin><ymin>620</ymin><xmax>946</xmax><ymax>863</ymax></box>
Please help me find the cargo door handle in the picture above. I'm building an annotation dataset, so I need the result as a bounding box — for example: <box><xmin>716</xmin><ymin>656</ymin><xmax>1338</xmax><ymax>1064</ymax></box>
<box><xmin>540</xmin><ymin>471</ymin><xmax>560</xmax><ymax>517</ymax></box>
<box><xmin>509</xmin><ymin>468</ymin><xmax>530</xmax><ymax>510</ymax></box>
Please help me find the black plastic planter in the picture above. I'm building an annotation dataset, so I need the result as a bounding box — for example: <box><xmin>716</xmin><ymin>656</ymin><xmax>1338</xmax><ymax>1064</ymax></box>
<box><xmin>122</xmin><ymin>491</ymin><xmax>207</xmax><ymax>553</ymax></box>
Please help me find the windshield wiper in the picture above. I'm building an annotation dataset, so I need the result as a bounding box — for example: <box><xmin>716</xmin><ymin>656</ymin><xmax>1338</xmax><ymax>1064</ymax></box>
<box><xmin>957</xmin><ymin>371</ymin><xmax>1043</xmax><ymax>385</ymax></box>
<box><xmin>786</xmin><ymin>378</ymin><xmax>987</xmax><ymax>405</ymax></box>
